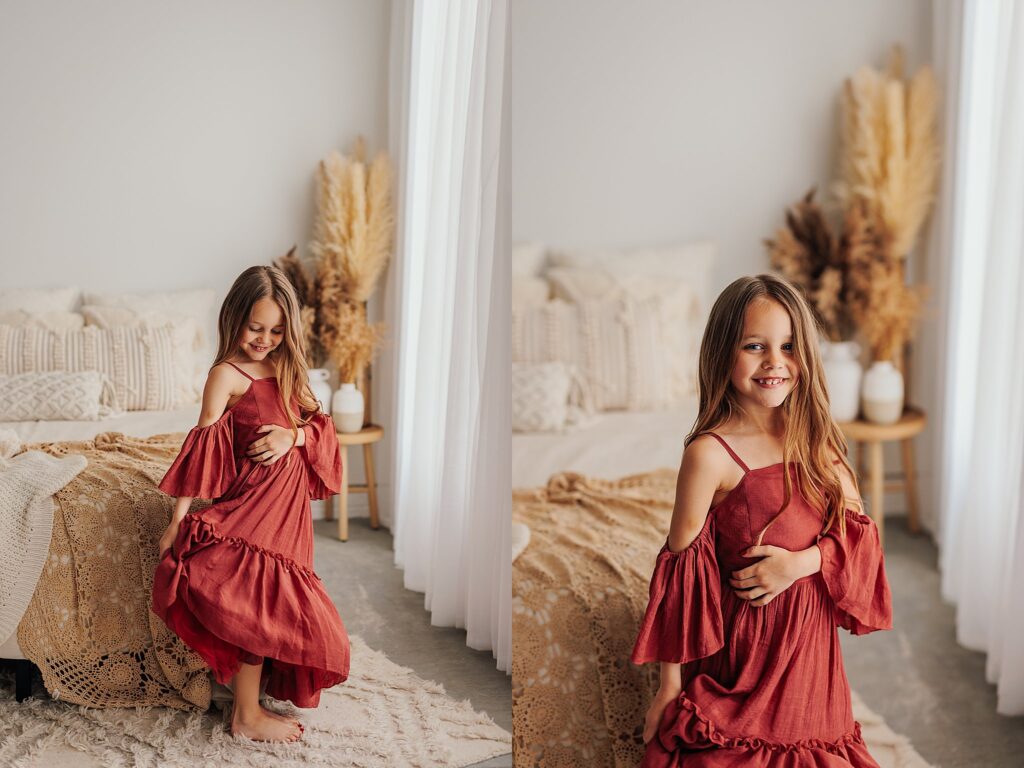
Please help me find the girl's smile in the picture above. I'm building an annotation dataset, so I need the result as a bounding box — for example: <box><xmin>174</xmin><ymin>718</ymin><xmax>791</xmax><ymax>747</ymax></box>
<box><xmin>241</xmin><ymin>297</ymin><xmax>285</xmax><ymax>360</ymax></box>
<box><xmin>731</xmin><ymin>298</ymin><xmax>799</xmax><ymax>409</ymax></box>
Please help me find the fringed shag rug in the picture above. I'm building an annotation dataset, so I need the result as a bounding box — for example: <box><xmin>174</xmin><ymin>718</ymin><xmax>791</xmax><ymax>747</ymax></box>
<box><xmin>0</xmin><ymin>635</ymin><xmax>511</xmax><ymax>768</ymax></box>
<box><xmin>852</xmin><ymin>690</ymin><xmax>933</xmax><ymax>768</ymax></box>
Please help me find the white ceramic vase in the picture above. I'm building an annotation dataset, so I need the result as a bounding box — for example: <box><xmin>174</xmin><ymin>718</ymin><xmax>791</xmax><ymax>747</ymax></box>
<box><xmin>308</xmin><ymin>368</ymin><xmax>332</xmax><ymax>413</ymax></box>
<box><xmin>821</xmin><ymin>340</ymin><xmax>863</xmax><ymax>422</ymax></box>
<box><xmin>332</xmin><ymin>383</ymin><xmax>365</xmax><ymax>433</ymax></box>
<box><xmin>861</xmin><ymin>361</ymin><xmax>904</xmax><ymax>424</ymax></box>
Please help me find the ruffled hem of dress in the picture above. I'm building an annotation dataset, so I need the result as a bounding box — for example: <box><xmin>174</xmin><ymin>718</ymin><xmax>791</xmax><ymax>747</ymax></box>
<box><xmin>646</xmin><ymin>694</ymin><xmax>877</xmax><ymax>766</ymax></box>
<box><xmin>183</xmin><ymin>515</ymin><xmax>321</xmax><ymax>580</ymax></box>
<box><xmin>152</xmin><ymin>515</ymin><xmax>350</xmax><ymax>706</ymax></box>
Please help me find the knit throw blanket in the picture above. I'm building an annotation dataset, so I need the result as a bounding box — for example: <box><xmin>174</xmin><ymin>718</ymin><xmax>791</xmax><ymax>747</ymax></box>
<box><xmin>0</xmin><ymin>430</ymin><xmax>87</xmax><ymax>647</ymax></box>
<box><xmin>15</xmin><ymin>431</ymin><xmax>212</xmax><ymax>710</ymax></box>
<box><xmin>512</xmin><ymin>470</ymin><xmax>674</xmax><ymax>768</ymax></box>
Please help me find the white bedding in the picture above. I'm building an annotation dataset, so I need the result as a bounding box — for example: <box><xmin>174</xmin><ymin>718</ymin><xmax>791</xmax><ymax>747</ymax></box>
<box><xmin>511</xmin><ymin>399</ymin><xmax>698</xmax><ymax>489</ymax></box>
<box><xmin>0</xmin><ymin>406</ymin><xmax>201</xmax><ymax>660</ymax></box>
<box><xmin>3</xmin><ymin>405</ymin><xmax>201</xmax><ymax>445</ymax></box>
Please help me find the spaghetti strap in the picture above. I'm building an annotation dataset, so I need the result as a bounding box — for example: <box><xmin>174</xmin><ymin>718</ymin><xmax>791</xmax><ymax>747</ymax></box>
<box><xmin>225</xmin><ymin>361</ymin><xmax>256</xmax><ymax>381</ymax></box>
<box><xmin>704</xmin><ymin>432</ymin><xmax>751</xmax><ymax>473</ymax></box>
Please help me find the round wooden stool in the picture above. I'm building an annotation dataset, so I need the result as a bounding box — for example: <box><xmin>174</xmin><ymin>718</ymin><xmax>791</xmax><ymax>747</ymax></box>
<box><xmin>836</xmin><ymin>406</ymin><xmax>926</xmax><ymax>546</ymax></box>
<box><xmin>327</xmin><ymin>424</ymin><xmax>383</xmax><ymax>541</ymax></box>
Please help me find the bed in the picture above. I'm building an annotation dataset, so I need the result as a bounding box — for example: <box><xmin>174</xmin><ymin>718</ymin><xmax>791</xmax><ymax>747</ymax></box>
<box><xmin>511</xmin><ymin>405</ymin><xmax>696</xmax><ymax>768</ymax></box>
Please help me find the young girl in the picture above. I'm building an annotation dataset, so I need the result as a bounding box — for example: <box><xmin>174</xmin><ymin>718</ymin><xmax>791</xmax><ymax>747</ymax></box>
<box><xmin>152</xmin><ymin>265</ymin><xmax>349</xmax><ymax>743</ymax></box>
<box><xmin>632</xmin><ymin>274</ymin><xmax>892</xmax><ymax>766</ymax></box>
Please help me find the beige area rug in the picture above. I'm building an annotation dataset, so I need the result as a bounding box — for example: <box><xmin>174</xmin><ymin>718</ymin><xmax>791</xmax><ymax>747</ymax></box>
<box><xmin>852</xmin><ymin>690</ymin><xmax>933</xmax><ymax>768</ymax></box>
<box><xmin>0</xmin><ymin>635</ymin><xmax>511</xmax><ymax>768</ymax></box>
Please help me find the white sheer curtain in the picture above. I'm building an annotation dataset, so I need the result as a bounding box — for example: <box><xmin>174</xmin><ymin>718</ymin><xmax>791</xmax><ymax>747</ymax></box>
<box><xmin>377</xmin><ymin>0</ymin><xmax>511</xmax><ymax>673</ymax></box>
<box><xmin>932</xmin><ymin>0</ymin><xmax>1024</xmax><ymax>714</ymax></box>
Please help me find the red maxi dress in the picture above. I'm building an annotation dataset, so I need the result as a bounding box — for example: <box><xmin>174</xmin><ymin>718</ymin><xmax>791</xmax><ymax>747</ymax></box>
<box><xmin>631</xmin><ymin>433</ymin><xmax>892</xmax><ymax>767</ymax></box>
<box><xmin>151</xmin><ymin>363</ymin><xmax>350</xmax><ymax>708</ymax></box>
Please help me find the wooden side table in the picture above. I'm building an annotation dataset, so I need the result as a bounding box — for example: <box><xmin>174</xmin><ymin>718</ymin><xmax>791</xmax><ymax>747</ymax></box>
<box><xmin>326</xmin><ymin>424</ymin><xmax>383</xmax><ymax>541</ymax></box>
<box><xmin>836</xmin><ymin>407</ymin><xmax>926</xmax><ymax>546</ymax></box>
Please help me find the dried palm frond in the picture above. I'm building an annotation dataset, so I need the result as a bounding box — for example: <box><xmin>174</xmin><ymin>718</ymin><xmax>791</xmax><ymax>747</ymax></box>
<box><xmin>766</xmin><ymin>188</ymin><xmax>850</xmax><ymax>340</ymax></box>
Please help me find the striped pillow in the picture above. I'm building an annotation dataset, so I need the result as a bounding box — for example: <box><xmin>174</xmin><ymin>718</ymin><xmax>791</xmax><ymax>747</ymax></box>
<box><xmin>511</xmin><ymin>298</ymin><xmax>674</xmax><ymax>411</ymax></box>
<box><xmin>0</xmin><ymin>325</ymin><xmax>178</xmax><ymax>411</ymax></box>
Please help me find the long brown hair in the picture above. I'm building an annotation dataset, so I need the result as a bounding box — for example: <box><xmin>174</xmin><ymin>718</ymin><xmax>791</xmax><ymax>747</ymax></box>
<box><xmin>212</xmin><ymin>265</ymin><xmax>321</xmax><ymax>432</ymax></box>
<box><xmin>685</xmin><ymin>274</ymin><xmax>857</xmax><ymax>537</ymax></box>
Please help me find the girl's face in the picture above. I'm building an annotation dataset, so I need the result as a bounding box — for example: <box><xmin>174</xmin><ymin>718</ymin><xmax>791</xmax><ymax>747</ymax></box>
<box><xmin>729</xmin><ymin>298</ymin><xmax>799</xmax><ymax>410</ymax></box>
<box><xmin>239</xmin><ymin>297</ymin><xmax>285</xmax><ymax>362</ymax></box>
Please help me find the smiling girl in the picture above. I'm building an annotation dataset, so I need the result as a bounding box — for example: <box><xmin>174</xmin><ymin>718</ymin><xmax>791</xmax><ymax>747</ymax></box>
<box><xmin>632</xmin><ymin>274</ymin><xmax>892</xmax><ymax>766</ymax></box>
<box><xmin>151</xmin><ymin>265</ymin><xmax>349</xmax><ymax>743</ymax></box>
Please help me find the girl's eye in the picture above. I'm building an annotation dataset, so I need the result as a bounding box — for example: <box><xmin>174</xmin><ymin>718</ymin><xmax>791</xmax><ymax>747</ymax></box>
<box><xmin>743</xmin><ymin>343</ymin><xmax>794</xmax><ymax>353</ymax></box>
<box><xmin>272</xmin><ymin>329</ymin><xmax>283</xmax><ymax>335</ymax></box>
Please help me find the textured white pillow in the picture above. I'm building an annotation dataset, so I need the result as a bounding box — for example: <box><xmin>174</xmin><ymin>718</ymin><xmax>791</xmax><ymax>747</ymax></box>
<box><xmin>82</xmin><ymin>306</ymin><xmax>203</xmax><ymax>404</ymax></box>
<box><xmin>512</xmin><ymin>299</ymin><xmax>674</xmax><ymax>411</ymax></box>
<box><xmin>546</xmin><ymin>267</ymin><xmax>701</xmax><ymax>398</ymax></box>
<box><xmin>0</xmin><ymin>287</ymin><xmax>80</xmax><ymax>312</ymax></box>
<box><xmin>0</xmin><ymin>325</ymin><xmax>179</xmax><ymax>410</ymax></box>
<box><xmin>0</xmin><ymin>370</ymin><xmax>122</xmax><ymax>421</ymax></box>
<box><xmin>82</xmin><ymin>287</ymin><xmax>216</xmax><ymax>404</ymax></box>
<box><xmin>547</xmin><ymin>241</ymin><xmax>716</xmax><ymax>317</ymax></box>
<box><xmin>512</xmin><ymin>242</ymin><xmax>547</xmax><ymax>277</ymax></box>
<box><xmin>512</xmin><ymin>361</ymin><xmax>595</xmax><ymax>432</ymax></box>
<box><xmin>0</xmin><ymin>310</ymin><xmax>84</xmax><ymax>331</ymax></box>
<box><xmin>512</xmin><ymin>276</ymin><xmax>550</xmax><ymax>306</ymax></box>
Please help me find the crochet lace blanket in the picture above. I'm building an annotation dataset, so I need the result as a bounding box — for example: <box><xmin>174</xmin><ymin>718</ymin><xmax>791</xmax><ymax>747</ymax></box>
<box><xmin>15</xmin><ymin>431</ymin><xmax>212</xmax><ymax>710</ymax></box>
<box><xmin>512</xmin><ymin>470</ymin><xmax>676</xmax><ymax>768</ymax></box>
<box><xmin>0</xmin><ymin>431</ymin><xmax>87</xmax><ymax>647</ymax></box>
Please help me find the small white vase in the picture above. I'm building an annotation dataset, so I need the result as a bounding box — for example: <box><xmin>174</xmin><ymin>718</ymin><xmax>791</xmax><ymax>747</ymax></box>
<box><xmin>821</xmin><ymin>340</ymin><xmax>863</xmax><ymax>422</ymax></box>
<box><xmin>861</xmin><ymin>361</ymin><xmax>904</xmax><ymax>424</ymax></box>
<box><xmin>308</xmin><ymin>368</ymin><xmax>332</xmax><ymax>413</ymax></box>
<box><xmin>332</xmin><ymin>383</ymin><xmax>365</xmax><ymax>433</ymax></box>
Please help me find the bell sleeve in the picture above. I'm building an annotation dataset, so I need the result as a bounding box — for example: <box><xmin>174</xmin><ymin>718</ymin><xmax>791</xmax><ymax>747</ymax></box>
<box><xmin>816</xmin><ymin>509</ymin><xmax>893</xmax><ymax>634</ymax></box>
<box><xmin>158</xmin><ymin>413</ymin><xmax>238</xmax><ymax>499</ymax></box>
<box><xmin>300</xmin><ymin>411</ymin><xmax>343</xmax><ymax>500</ymax></box>
<box><xmin>630</xmin><ymin>523</ymin><xmax>724</xmax><ymax>665</ymax></box>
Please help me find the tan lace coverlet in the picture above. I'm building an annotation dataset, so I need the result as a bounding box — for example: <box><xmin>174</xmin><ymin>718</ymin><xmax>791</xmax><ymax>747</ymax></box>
<box><xmin>512</xmin><ymin>470</ymin><xmax>677</xmax><ymax>768</ymax></box>
<box><xmin>15</xmin><ymin>432</ymin><xmax>211</xmax><ymax>710</ymax></box>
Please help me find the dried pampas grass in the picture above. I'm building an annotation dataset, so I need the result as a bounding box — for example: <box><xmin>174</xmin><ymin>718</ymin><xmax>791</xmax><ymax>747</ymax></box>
<box><xmin>835</xmin><ymin>46</ymin><xmax>940</xmax><ymax>260</ymax></box>
<box><xmin>328</xmin><ymin>300</ymin><xmax>385</xmax><ymax>384</ymax></box>
<box><xmin>766</xmin><ymin>188</ymin><xmax>851</xmax><ymax>341</ymax></box>
<box><xmin>308</xmin><ymin>136</ymin><xmax>395</xmax><ymax>382</ymax></box>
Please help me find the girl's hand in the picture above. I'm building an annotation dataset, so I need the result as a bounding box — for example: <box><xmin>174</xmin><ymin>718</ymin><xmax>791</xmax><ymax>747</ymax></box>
<box><xmin>642</xmin><ymin>684</ymin><xmax>680</xmax><ymax>744</ymax></box>
<box><xmin>158</xmin><ymin>519</ymin><xmax>181</xmax><ymax>558</ymax></box>
<box><xmin>247</xmin><ymin>425</ymin><xmax>298</xmax><ymax>465</ymax></box>
<box><xmin>729</xmin><ymin>544</ymin><xmax>821</xmax><ymax>606</ymax></box>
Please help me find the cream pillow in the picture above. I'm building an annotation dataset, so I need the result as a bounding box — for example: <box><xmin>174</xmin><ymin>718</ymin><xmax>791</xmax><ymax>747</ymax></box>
<box><xmin>546</xmin><ymin>267</ymin><xmax>700</xmax><ymax>399</ymax></box>
<box><xmin>0</xmin><ymin>370</ymin><xmax>122</xmax><ymax>421</ymax></box>
<box><xmin>512</xmin><ymin>242</ymin><xmax>547</xmax><ymax>277</ymax></box>
<box><xmin>82</xmin><ymin>306</ymin><xmax>203</xmax><ymax>404</ymax></box>
<box><xmin>0</xmin><ymin>286</ymin><xmax>80</xmax><ymax>312</ymax></box>
<box><xmin>547</xmin><ymin>240</ymin><xmax>716</xmax><ymax>316</ymax></box>
<box><xmin>0</xmin><ymin>310</ymin><xmax>84</xmax><ymax>331</ymax></box>
<box><xmin>82</xmin><ymin>288</ymin><xmax>216</xmax><ymax>403</ymax></box>
<box><xmin>512</xmin><ymin>276</ymin><xmax>550</xmax><ymax>306</ymax></box>
<box><xmin>512</xmin><ymin>298</ymin><xmax>674</xmax><ymax>411</ymax></box>
<box><xmin>511</xmin><ymin>361</ymin><xmax>595</xmax><ymax>432</ymax></box>
<box><xmin>0</xmin><ymin>325</ymin><xmax>179</xmax><ymax>411</ymax></box>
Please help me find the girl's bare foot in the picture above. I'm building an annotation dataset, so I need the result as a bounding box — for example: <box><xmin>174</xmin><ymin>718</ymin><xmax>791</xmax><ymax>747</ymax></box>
<box><xmin>261</xmin><ymin>704</ymin><xmax>304</xmax><ymax>730</ymax></box>
<box><xmin>231</xmin><ymin>705</ymin><xmax>303</xmax><ymax>742</ymax></box>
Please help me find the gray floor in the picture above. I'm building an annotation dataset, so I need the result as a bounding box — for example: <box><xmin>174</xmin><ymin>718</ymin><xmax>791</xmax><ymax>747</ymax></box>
<box><xmin>313</xmin><ymin>517</ymin><xmax>512</xmax><ymax>768</ymax></box>
<box><xmin>841</xmin><ymin>516</ymin><xmax>1024</xmax><ymax>767</ymax></box>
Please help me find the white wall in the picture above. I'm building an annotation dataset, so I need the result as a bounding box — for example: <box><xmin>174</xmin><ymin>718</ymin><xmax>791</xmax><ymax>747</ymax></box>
<box><xmin>509</xmin><ymin>0</ymin><xmax>935</xmax><ymax>520</ymax></box>
<box><xmin>509</xmin><ymin>0</ymin><xmax>933</xmax><ymax>293</ymax></box>
<box><xmin>0</xmin><ymin>0</ymin><xmax>390</xmax><ymax>519</ymax></box>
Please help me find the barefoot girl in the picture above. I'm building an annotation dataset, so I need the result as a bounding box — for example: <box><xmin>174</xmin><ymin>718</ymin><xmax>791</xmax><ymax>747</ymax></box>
<box><xmin>152</xmin><ymin>265</ymin><xmax>349</xmax><ymax>743</ymax></box>
<box><xmin>632</xmin><ymin>274</ymin><xmax>892</xmax><ymax>766</ymax></box>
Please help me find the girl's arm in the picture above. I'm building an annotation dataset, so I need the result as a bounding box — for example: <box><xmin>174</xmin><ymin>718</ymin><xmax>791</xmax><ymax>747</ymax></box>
<box><xmin>659</xmin><ymin>437</ymin><xmax>728</xmax><ymax>684</ymax></box>
<box><xmin>196</xmin><ymin>364</ymin><xmax>236</xmax><ymax>428</ymax></box>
